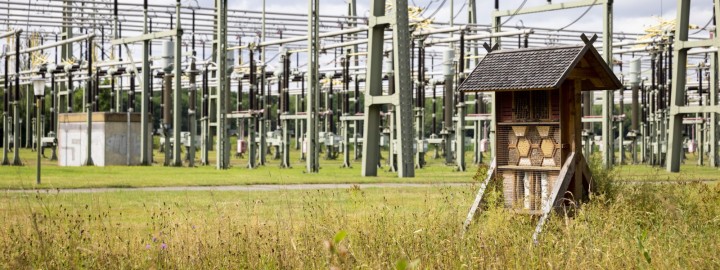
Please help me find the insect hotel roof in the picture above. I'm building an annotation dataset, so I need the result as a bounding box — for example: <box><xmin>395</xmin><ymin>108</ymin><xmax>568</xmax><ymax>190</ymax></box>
<box><xmin>458</xmin><ymin>40</ymin><xmax>622</xmax><ymax>93</ymax></box>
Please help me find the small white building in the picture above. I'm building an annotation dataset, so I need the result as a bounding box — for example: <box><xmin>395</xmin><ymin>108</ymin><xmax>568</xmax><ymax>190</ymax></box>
<box><xmin>58</xmin><ymin>112</ymin><xmax>143</xmax><ymax>166</ymax></box>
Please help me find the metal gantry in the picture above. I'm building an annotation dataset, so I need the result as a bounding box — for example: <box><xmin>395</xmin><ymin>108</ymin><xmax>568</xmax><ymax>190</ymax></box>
<box><xmin>666</xmin><ymin>0</ymin><xmax>720</xmax><ymax>172</ymax></box>
<box><xmin>0</xmin><ymin>0</ymin><xmax>718</xmax><ymax>178</ymax></box>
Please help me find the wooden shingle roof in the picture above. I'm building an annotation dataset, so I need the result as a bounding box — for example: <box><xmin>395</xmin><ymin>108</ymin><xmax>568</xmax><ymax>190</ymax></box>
<box><xmin>459</xmin><ymin>39</ymin><xmax>622</xmax><ymax>93</ymax></box>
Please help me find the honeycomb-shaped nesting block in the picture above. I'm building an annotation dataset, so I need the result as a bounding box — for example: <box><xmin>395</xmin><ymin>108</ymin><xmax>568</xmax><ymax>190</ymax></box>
<box><xmin>530</xmin><ymin>148</ymin><xmax>543</xmax><ymax>166</ymax></box>
<box><xmin>536</xmin><ymin>126</ymin><xmax>551</xmax><ymax>137</ymax></box>
<box><xmin>526</xmin><ymin>127</ymin><xmax>541</xmax><ymax>145</ymax></box>
<box><xmin>517</xmin><ymin>138</ymin><xmax>531</xmax><ymax>157</ymax></box>
<box><xmin>512</xmin><ymin>126</ymin><xmax>527</xmax><ymax>137</ymax></box>
<box><xmin>540</xmin><ymin>139</ymin><xmax>555</xmax><ymax>158</ymax></box>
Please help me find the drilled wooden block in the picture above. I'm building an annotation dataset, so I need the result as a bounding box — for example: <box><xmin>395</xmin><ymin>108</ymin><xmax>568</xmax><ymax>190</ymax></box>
<box><xmin>542</xmin><ymin>157</ymin><xmax>556</xmax><ymax>167</ymax></box>
<box><xmin>518</xmin><ymin>157</ymin><xmax>532</xmax><ymax>166</ymax></box>
<box><xmin>517</xmin><ymin>138</ymin><xmax>531</xmax><ymax>157</ymax></box>
<box><xmin>530</xmin><ymin>148</ymin><xmax>543</xmax><ymax>166</ymax></box>
<box><xmin>527</xmin><ymin>126</ymin><xmax>541</xmax><ymax>145</ymax></box>
<box><xmin>540</xmin><ymin>138</ymin><xmax>555</xmax><ymax>158</ymax></box>
<box><xmin>536</xmin><ymin>125</ymin><xmax>551</xmax><ymax>137</ymax></box>
<box><xmin>502</xmin><ymin>171</ymin><xmax>516</xmax><ymax>208</ymax></box>
<box><xmin>512</xmin><ymin>126</ymin><xmax>527</xmax><ymax>137</ymax></box>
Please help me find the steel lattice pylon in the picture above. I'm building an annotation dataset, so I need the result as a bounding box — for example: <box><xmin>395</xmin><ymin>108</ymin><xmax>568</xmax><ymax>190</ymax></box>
<box><xmin>361</xmin><ymin>0</ymin><xmax>415</xmax><ymax>178</ymax></box>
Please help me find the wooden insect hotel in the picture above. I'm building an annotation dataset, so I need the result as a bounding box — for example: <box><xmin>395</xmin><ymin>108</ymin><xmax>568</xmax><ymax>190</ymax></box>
<box><xmin>461</xmin><ymin>35</ymin><xmax>622</xmax><ymax>238</ymax></box>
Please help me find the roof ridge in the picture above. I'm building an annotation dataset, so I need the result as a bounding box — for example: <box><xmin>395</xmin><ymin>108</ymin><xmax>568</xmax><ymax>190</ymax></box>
<box><xmin>490</xmin><ymin>44</ymin><xmax>585</xmax><ymax>54</ymax></box>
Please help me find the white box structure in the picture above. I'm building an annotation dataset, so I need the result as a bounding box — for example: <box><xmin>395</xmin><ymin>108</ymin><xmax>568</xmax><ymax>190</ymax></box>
<box><xmin>58</xmin><ymin>113</ymin><xmax>143</xmax><ymax>166</ymax></box>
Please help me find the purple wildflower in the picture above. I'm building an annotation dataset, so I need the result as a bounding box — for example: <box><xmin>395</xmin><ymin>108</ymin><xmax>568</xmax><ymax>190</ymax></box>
<box><xmin>161</xmin><ymin>243</ymin><xmax>167</xmax><ymax>250</ymax></box>
<box><xmin>145</xmin><ymin>244</ymin><xmax>151</xmax><ymax>249</ymax></box>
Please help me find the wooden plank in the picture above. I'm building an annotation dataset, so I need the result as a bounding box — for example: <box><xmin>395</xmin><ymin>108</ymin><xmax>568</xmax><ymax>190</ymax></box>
<box><xmin>497</xmin><ymin>165</ymin><xmax>560</xmax><ymax>171</ymax></box>
<box><xmin>532</xmin><ymin>152</ymin><xmax>577</xmax><ymax>243</ymax></box>
<box><xmin>463</xmin><ymin>158</ymin><xmax>497</xmax><ymax>232</ymax></box>
<box><xmin>579</xmin><ymin>154</ymin><xmax>595</xmax><ymax>193</ymax></box>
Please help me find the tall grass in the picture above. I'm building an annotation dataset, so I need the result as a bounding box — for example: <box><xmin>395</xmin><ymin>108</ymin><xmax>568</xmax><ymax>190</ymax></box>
<box><xmin>0</xmin><ymin>182</ymin><xmax>718</xmax><ymax>268</ymax></box>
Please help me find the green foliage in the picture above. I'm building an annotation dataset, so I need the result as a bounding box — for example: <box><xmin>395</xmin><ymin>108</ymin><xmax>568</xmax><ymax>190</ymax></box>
<box><xmin>588</xmin><ymin>154</ymin><xmax>619</xmax><ymax>201</ymax></box>
<box><xmin>395</xmin><ymin>258</ymin><xmax>420</xmax><ymax>270</ymax></box>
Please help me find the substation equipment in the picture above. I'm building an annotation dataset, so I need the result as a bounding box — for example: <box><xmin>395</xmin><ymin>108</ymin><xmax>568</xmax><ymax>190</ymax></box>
<box><xmin>0</xmin><ymin>0</ymin><xmax>718</xmax><ymax>177</ymax></box>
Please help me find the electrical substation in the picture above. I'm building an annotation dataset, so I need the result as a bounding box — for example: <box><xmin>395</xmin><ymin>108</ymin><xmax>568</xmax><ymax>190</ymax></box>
<box><xmin>1</xmin><ymin>0</ymin><xmax>719</xmax><ymax>235</ymax></box>
<box><xmin>0</xmin><ymin>0</ymin><xmax>720</xmax><ymax>209</ymax></box>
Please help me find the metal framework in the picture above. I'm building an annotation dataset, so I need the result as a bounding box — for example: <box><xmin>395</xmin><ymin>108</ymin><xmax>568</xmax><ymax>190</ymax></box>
<box><xmin>666</xmin><ymin>0</ymin><xmax>720</xmax><ymax>172</ymax></box>
<box><xmin>361</xmin><ymin>0</ymin><xmax>414</xmax><ymax>177</ymax></box>
<box><xmin>0</xmin><ymin>0</ymin><xmax>716</xmax><ymax>178</ymax></box>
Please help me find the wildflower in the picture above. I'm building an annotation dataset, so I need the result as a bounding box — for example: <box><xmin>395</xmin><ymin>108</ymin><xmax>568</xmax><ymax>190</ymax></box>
<box><xmin>161</xmin><ymin>243</ymin><xmax>167</xmax><ymax>250</ymax></box>
<box><xmin>145</xmin><ymin>244</ymin><xmax>151</xmax><ymax>249</ymax></box>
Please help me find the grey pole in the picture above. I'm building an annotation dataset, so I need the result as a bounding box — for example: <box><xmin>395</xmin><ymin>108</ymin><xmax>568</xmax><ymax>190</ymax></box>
<box><xmin>140</xmin><ymin>0</ymin><xmax>151</xmax><ymax>165</ymax></box>
<box><xmin>710</xmin><ymin>49</ymin><xmax>718</xmax><ymax>167</ymax></box>
<box><xmin>35</xmin><ymin>79</ymin><xmax>42</xmax><ymax>184</ymax></box>
<box><xmin>306</xmin><ymin>0</ymin><xmax>320</xmax><ymax>173</ymax></box>
<box><xmin>341</xmin><ymin>54</ymin><xmax>352</xmax><ymax>168</ymax></box>
<box><xmin>215</xmin><ymin>0</ymin><xmax>230</xmax><ymax>169</ymax></box>
<box><xmin>2</xmin><ymin>40</ymin><xmax>10</xmax><ymax>165</ymax></box>
<box><xmin>201</xmin><ymin>65</ymin><xmax>209</xmax><ymax>165</ymax></box>
<box><xmin>280</xmin><ymin>50</ymin><xmax>291</xmax><ymax>168</ymax></box>
<box><xmin>415</xmin><ymin>38</ymin><xmax>426</xmax><ymax>169</ymax></box>
<box><xmin>259</xmin><ymin>0</ymin><xmax>268</xmax><ymax>167</ymax></box>
<box><xmin>84</xmin><ymin>36</ymin><xmax>94</xmax><ymax>166</ymax></box>
<box><xmin>187</xmin><ymin>9</ymin><xmax>197</xmax><ymax>167</ymax></box>
<box><xmin>12</xmin><ymin>31</ymin><xmax>22</xmax><ymax>166</ymax></box>
<box><xmin>442</xmin><ymin>48</ymin><xmax>454</xmax><ymax>165</ymax></box>
<box><xmin>188</xmin><ymin>58</ymin><xmax>197</xmax><ymax>167</ymax></box>
<box><xmin>456</xmin><ymin>32</ymin><xmax>466</xmax><ymax>172</ymax></box>
<box><xmin>248</xmin><ymin>47</ymin><xmax>258</xmax><ymax>169</ymax></box>
<box><xmin>601</xmin><ymin>0</ymin><xmax>615</xmax><ymax>168</ymax></box>
<box><xmin>171</xmin><ymin>0</ymin><xmax>182</xmax><ymax>166</ymax></box>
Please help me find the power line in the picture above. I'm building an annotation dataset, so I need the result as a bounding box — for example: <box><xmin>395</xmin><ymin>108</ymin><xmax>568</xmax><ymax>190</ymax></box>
<box><xmin>499</xmin><ymin>0</ymin><xmax>528</xmax><ymax>27</ymax></box>
<box><xmin>557</xmin><ymin>0</ymin><xmax>597</xmax><ymax>31</ymax></box>
<box><xmin>691</xmin><ymin>16</ymin><xmax>714</xmax><ymax>35</ymax></box>
<box><xmin>452</xmin><ymin>0</ymin><xmax>467</xmax><ymax>21</ymax></box>
<box><xmin>425</xmin><ymin>0</ymin><xmax>447</xmax><ymax>20</ymax></box>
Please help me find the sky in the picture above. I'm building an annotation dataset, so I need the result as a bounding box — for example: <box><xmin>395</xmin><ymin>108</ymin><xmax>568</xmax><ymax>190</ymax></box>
<box><xmin>1</xmin><ymin>0</ymin><xmax>716</xmax><ymax>77</ymax></box>
<box><xmin>185</xmin><ymin>0</ymin><xmax>716</xmax><ymax>36</ymax></box>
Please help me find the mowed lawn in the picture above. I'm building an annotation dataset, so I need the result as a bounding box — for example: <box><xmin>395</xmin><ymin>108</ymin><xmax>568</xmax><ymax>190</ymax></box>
<box><xmin>0</xmin><ymin>144</ymin><xmax>479</xmax><ymax>189</ymax></box>
<box><xmin>1</xmin><ymin>142</ymin><xmax>718</xmax><ymax>190</ymax></box>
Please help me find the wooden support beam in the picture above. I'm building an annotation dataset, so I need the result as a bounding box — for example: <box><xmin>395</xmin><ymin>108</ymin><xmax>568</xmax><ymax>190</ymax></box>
<box><xmin>462</xmin><ymin>158</ymin><xmax>496</xmax><ymax>232</ymax></box>
<box><xmin>532</xmin><ymin>152</ymin><xmax>577</xmax><ymax>244</ymax></box>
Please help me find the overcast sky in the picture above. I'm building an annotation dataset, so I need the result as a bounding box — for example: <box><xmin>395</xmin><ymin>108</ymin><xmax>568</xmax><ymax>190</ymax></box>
<box><xmin>86</xmin><ymin>0</ymin><xmax>716</xmax><ymax>35</ymax></box>
<box><xmin>1</xmin><ymin>0</ymin><xmax>716</xmax><ymax>74</ymax></box>
<box><xmin>181</xmin><ymin>0</ymin><xmax>716</xmax><ymax>36</ymax></box>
